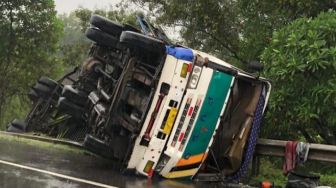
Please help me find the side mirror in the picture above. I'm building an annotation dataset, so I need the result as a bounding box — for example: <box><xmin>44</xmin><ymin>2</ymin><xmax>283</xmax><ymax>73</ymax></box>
<box><xmin>247</xmin><ymin>61</ymin><xmax>264</xmax><ymax>72</ymax></box>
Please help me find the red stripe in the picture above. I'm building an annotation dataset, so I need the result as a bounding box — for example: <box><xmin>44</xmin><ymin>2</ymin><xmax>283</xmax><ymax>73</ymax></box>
<box><xmin>188</xmin><ymin>107</ymin><xmax>194</xmax><ymax>116</ymax></box>
<box><xmin>187</xmin><ymin>63</ymin><xmax>193</xmax><ymax>72</ymax></box>
<box><xmin>143</xmin><ymin>94</ymin><xmax>164</xmax><ymax>140</ymax></box>
<box><xmin>178</xmin><ymin>132</ymin><xmax>185</xmax><ymax>142</ymax></box>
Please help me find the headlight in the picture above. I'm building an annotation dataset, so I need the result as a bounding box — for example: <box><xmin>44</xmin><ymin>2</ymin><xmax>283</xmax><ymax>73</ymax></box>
<box><xmin>190</xmin><ymin>75</ymin><xmax>199</xmax><ymax>85</ymax></box>
<box><xmin>188</xmin><ymin>66</ymin><xmax>202</xmax><ymax>89</ymax></box>
<box><xmin>193</xmin><ymin>66</ymin><xmax>201</xmax><ymax>73</ymax></box>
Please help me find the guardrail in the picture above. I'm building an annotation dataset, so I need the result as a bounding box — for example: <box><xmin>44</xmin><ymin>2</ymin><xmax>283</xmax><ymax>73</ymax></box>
<box><xmin>255</xmin><ymin>138</ymin><xmax>336</xmax><ymax>163</ymax></box>
<box><xmin>251</xmin><ymin>138</ymin><xmax>336</xmax><ymax>176</ymax></box>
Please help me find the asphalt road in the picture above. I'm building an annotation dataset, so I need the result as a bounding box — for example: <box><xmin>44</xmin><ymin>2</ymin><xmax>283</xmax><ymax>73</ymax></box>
<box><xmin>0</xmin><ymin>134</ymin><xmax>250</xmax><ymax>188</ymax></box>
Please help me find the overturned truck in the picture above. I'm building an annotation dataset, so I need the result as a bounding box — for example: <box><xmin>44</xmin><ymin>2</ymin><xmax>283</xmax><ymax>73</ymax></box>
<box><xmin>7</xmin><ymin>15</ymin><xmax>271</xmax><ymax>181</ymax></box>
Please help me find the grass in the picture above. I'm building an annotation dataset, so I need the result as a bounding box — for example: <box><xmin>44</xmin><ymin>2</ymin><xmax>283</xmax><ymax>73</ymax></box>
<box><xmin>248</xmin><ymin>157</ymin><xmax>287</xmax><ymax>186</ymax></box>
<box><xmin>320</xmin><ymin>174</ymin><xmax>336</xmax><ymax>187</ymax></box>
<box><xmin>249</xmin><ymin>157</ymin><xmax>336</xmax><ymax>187</ymax></box>
<box><xmin>0</xmin><ymin>133</ymin><xmax>85</xmax><ymax>154</ymax></box>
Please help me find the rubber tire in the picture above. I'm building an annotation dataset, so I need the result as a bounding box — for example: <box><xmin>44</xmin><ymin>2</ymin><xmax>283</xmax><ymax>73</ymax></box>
<box><xmin>86</xmin><ymin>27</ymin><xmax>119</xmax><ymax>47</ymax></box>
<box><xmin>83</xmin><ymin>134</ymin><xmax>115</xmax><ymax>158</ymax></box>
<box><xmin>28</xmin><ymin>89</ymin><xmax>39</xmax><ymax>102</ymax></box>
<box><xmin>57</xmin><ymin>97</ymin><xmax>86</xmax><ymax>119</ymax></box>
<box><xmin>7</xmin><ymin>125</ymin><xmax>24</xmax><ymax>133</ymax></box>
<box><xmin>32</xmin><ymin>83</ymin><xmax>52</xmax><ymax>99</ymax></box>
<box><xmin>7</xmin><ymin>119</ymin><xmax>27</xmax><ymax>133</ymax></box>
<box><xmin>123</xmin><ymin>24</ymin><xmax>141</xmax><ymax>33</ymax></box>
<box><xmin>61</xmin><ymin>85</ymin><xmax>88</xmax><ymax>106</ymax></box>
<box><xmin>90</xmin><ymin>14</ymin><xmax>123</xmax><ymax>37</ymax></box>
<box><xmin>120</xmin><ymin>31</ymin><xmax>166</xmax><ymax>54</ymax></box>
<box><xmin>38</xmin><ymin>76</ymin><xmax>59</xmax><ymax>89</ymax></box>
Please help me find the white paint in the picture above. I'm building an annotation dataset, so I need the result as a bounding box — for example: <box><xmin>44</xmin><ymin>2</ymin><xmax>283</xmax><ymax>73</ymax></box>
<box><xmin>159</xmin><ymin>66</ymin><xmax>214</xmax><ymax>177</ymax></box>
<box><xmin>135</xmin><ymin>58</ymin><xmax>191</xmax><ymax>176</ymax></box>
<box><xmin>127</xmin><ymin>55</ymin><xmax>177</xmax><ymax>169</ymax></box>
<box><xmin>0</xmin><ymin>159</ymin><xmax>117</xmax><ymax>188</ymax></box>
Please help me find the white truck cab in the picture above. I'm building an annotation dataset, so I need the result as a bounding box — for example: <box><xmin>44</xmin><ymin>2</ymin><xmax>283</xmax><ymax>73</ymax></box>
<box><xmin>126</xmin><ymin>46</ymin><xmax>271</xmax><ymax>179</ymax></box>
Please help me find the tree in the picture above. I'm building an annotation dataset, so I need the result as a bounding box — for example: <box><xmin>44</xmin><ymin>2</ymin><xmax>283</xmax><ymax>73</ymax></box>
<box><xmin>58</xmin><ymin>12</ymin><xmax>91</xmax><ymax>67</ymax></box>
<box><xmin>130</xmin><ymin>0</ymin><xmax>336</xmax><ymax>67</ymax></box>
<box><xmin>73</xmin><ymin>7</ymin><xmax>138</xmax><ymax>32</ymax></box>
<box><xmin>0</xmin><ymin>0</ymin><xmax>62</xmax><ymax>128</ymax></box>
<box><xmin>261</xmin><ymin>11</ymin><xmax>336</xmax><ymax>144</ymax></box>
<box><xmin>58</xmin><ymin>6</ymin><xmax>139</xmax><ymax>68</ymax></box>
<box><xmin>132</xmin><ymin>0</ymin><xmax>244</xmax><ymax>64</ymax></box>
<box><xmin>0</xmin><ymin>3</ymin><xmax>141</xmax><ymax>129</ymax></box>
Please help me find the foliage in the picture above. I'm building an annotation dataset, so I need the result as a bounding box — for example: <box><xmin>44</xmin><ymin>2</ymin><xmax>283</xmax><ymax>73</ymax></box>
<box><xmin>74</xmin><ymin>6</ymin><xmax>138</xmax><ymax>33</ymax></box>
<box><xmin>130</xmin><ymin>0</ymin><xmax>336</xmax><ymax>67</ymax></box>
<box><xmin>132</xmin><ymin>0</ymin><xmax>243</xmax><ymax>64</ymax></box>
<box><xmin>320</xmin><ymin>174</ymin><xmax>336</xmax><ymax>187</ymax></box>
<box><xmin>0</xmin><ymin>2</ymin><xmax>140</xmax><ymax>130</ymax></box>
<box><xmin>58</xmin><ymin>12</ymin><xmax>91</xmax><ymax>67</ymax></box>
<box><xmin>0</xmin><ymin>0</ymin><xmax>63</xmax><ymax>129</ymax></box>
<box><xmin>249</xmin><ymin>157</ymin><xmax>336</xmax><ymax>187</ymax></box>
<box><xmin>249</xmin><ymin>158</ymin><xmax>287</xmax><ymax>186</ymax></box>
<box><xmin>58</xmin><ymin>7</ymin><xmax>138</xmax><ymax>68</ymax></box>
<box><xmin>261</xmin><ymin>11</ymin><xmax>336</xmax><ymax>144</ymax></box>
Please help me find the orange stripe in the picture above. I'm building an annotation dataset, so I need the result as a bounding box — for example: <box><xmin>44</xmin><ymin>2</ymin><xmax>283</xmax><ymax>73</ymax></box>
<box><xmin>176</xmin><ymin>153</ymin><xmax>207</xmax><ymax>167</ymax></box>
<box><xmin>202</xmin><ymin>153</ymin><xmax>209</xmax><ymax>162</ymax></box>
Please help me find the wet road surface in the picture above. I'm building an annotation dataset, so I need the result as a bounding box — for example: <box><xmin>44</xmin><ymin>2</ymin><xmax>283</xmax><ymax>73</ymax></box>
<box><xmin>0</xmin><ymin>134</ymin><xmax>250</xmax><ymax>188</ymax></box>
<box><xmin>0</xmin><ymin>163</ymin><xmax>92</xmax><ymax>188</ymax></box>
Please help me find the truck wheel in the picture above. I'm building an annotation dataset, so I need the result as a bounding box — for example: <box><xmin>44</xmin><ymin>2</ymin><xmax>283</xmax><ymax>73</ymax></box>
<box><xmin>7</xmin><ymin>119</ymin><xmax>27</xmax><ymax>133</ymax></box>
<box><xmin>61</xmin><ymin>85</ymin><xmax>88</xmax><ymax>106</ymax></box>
<box><xmin>30</xmin><ymin>78</ymin><xmax>62</xmax><ymax>101</ymax></box>
<box><xmin>32</xmin><ymin>83</ymin><xmax>52</xmax><ymax>98</ymax></box>
<box><xmin>123</xmin><ymin>24</ymin><xmax>141</xmax><ymax>33</ymax></box>
<box><xmin>90</xmin><ymin>14</ymin><xmax>123</xmax><ymax>37</ymax></box>
<box><xmin>83</xmin><ymin>134</ymin><xmax>115</xmax><ymax>158</ymax></box>
<box><xmin>7</xmin><ymin>125</ymin><xmax>24</xmax><ymax>133</ymax></box>
<box><xmin>86</xmin><ymin>27</ymin><xmax>119</xmax><ymax>48</ymax></box>
<box><xmin>28</xmin><ymin>89</ymin><xmax>39</xmax><ymax>102</ymax></box>
<box><xmin>120</xmin><ymin>31</ymin><xmax>166</xmax><ymax>54</ymax></box>
<box><xmin>57</xmin><ymin>97</ymin><xmax>86</xmax><ymax>119</ymax></box>
<box><xmin>38</xmin><ymin>76</ymin><xmax>59</xmax><ymax>89</ymax></box>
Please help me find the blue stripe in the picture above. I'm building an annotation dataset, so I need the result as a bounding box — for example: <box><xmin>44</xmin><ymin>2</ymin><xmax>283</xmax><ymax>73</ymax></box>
<box><xmin>166</xmin><ymin>46</ymin><xmax>194</xmax><ymax>62</ymax></box>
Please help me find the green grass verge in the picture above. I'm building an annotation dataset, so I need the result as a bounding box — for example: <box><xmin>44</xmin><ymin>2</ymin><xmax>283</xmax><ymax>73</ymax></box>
<box><xmin>249</xmin><ymin>157</ymin><xmax>336</xmax><ymax>187</ymax></box>
<box><xmin>0</xmin><ymin>133</ymin><xmax>85</xmax><ymax>154</ymax></box>
<box><xmin>249</xmin><ymin>158</ymin><xmax>287</xmax><ymax>186</ymax></box>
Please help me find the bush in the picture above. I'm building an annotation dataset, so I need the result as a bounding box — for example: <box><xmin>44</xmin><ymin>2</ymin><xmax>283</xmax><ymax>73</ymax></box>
<box><xmin>249</xmin><ymin>157</ymin><xmax>336</xmax><ymax>187</ymax></box>
<box><xmin>261</xmin><ymin>11</ymin><xmax>336</xmax><ymax>144</ymax></box>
